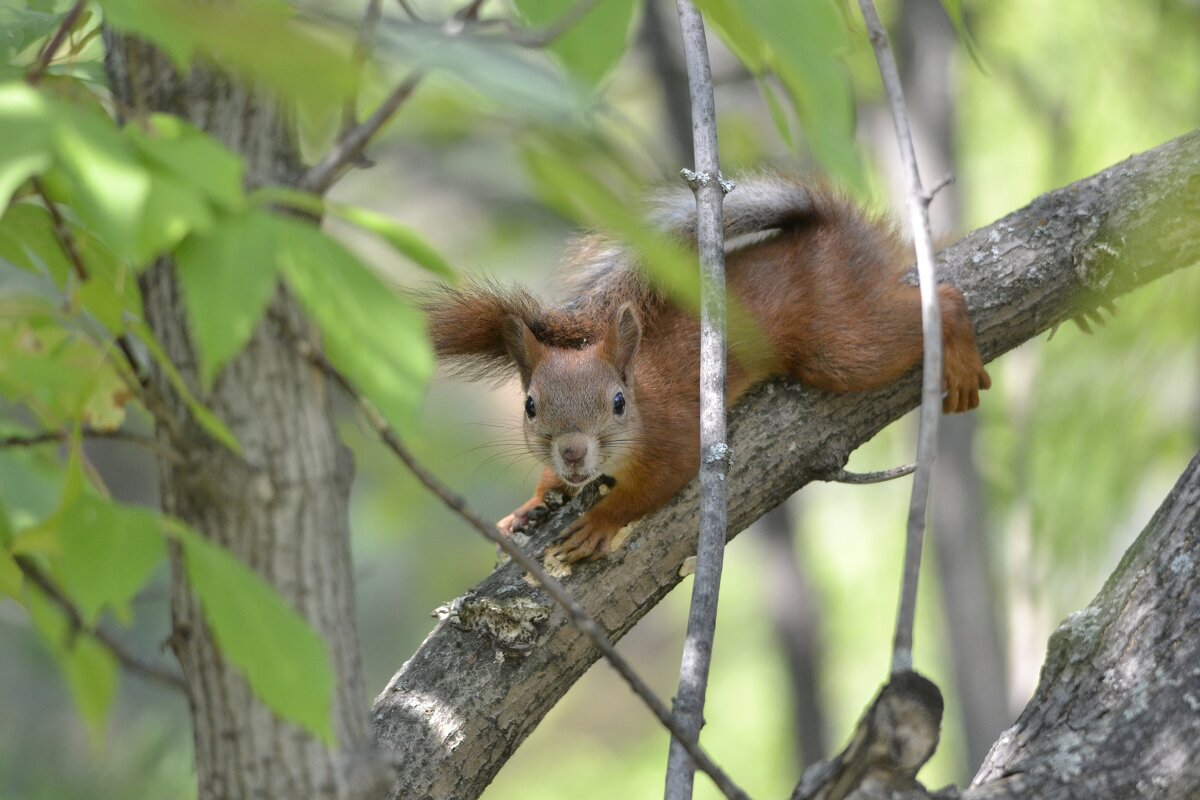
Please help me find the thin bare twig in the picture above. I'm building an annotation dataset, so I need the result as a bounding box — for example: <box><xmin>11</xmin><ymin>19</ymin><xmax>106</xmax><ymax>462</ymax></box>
<box><xmin>291</xmin><ymin>338</ymin><xmax>750</xmax><ymax>800</ymax></box>
<box><xmin>14</xmin><ymin>555</ymin><xmax>186</xmax><ymax>692</ymax></box>
<box><xmin>471</xmin><ymin>0</ymin><xmax>601</xmax><ymax>47</ymax></box>
<box><xmin>25</xmin><ymin>0</ymin><xmax>87</xmax><ymax>84</ymax></box>
<box><xmin>32</xmin><ymin>178</ymin><xmax>89</xmax><ymax>281</ymax></box>
<box><xmin>827</xmin><ymin>463</ymin><xmax>917</xmax><ymax>484</ymax></box>
<box><xmin>857</xmin><ymin>0</ymin><xmax>944</xmax><ymax>675</ymax></box>
<box><xmin>302</xmin><ymin>71</ymin><xmax>424</xmax><ymax>194</ymax></box>
<box><xmin>664</xmin><ymin>3</ymin><xmax>733</xmax><ymax>799</ymax></box>
<box><xmin>0</xmin><ymin>429</ymin><xmax>182</xmax><ymax>464</ymax></box>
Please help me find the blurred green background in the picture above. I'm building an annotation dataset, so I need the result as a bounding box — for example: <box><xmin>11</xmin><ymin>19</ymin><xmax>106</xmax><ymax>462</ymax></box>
<box><xmin>1</xmin><ymin>0</ymin><xmax>1198</xmax><ymax>798</ymax></box>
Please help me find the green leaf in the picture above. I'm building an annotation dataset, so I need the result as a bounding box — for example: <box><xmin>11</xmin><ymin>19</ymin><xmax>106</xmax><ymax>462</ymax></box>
<box><xmin>939</xmin><ymin>0</ymin><xmax>984</xmax><ymax>69</ymax></box>
<box><xmin>512</xmin><ymin>0</ymin><xmax>637</xmax><ymax>88</ymax></box>
<box><xmin>27</xmin><ymin>582</ymin><xmax>118</xmax><ymax>746</ymax></box>
<box><xmin>58</xmin><ymin>492</ymin><xmax>165</xmax><ymax>625</ymax></box>
<box><xmin>0</xmin><ymin>7</ymin><xmax>68</xmax><ymax>64</ymax></box>
<box><xmin>0</xmin><ymin>201</ymin><xmax>74</xmax><ymax>277</ymax></box>
<box><xmin>0</xmin><ymin>486</ymin><xmax>12</xmax><ymax>548</ymax></box>
<box><xmin>692</xmin><ymin>0</ymin><xmax>866</xmax><ymax>192</ymax></box>
<box><xmin>0</xmin><ymin>81</ymin><xmax>53</xmax><ymax>207</ymax></box>
<box><xmin>249</xmin><ymin>187</ymin><xmax>457</xmax><ymax>280</ymax></box>
<box><xmin>0</xmin><ymin>202</ymin><xmax>142</xmax><ymax>332</ymax></box>
<box><xmin>136</xmin><ymin>169</ymin><xmax>217</xmax><ymax>258</ymax></box>
<box><xmin>328</xmin><ymin>202</ymin><xmax>457</xmax><ymax>280</ymax></box>
<box><xmin>0</xmin><ymin>549</ymin><xmax>20</xmax><ymax>598</ymax></box>
<box><xmin>96</xmin><ymin>0</ymin><xmax>357</xmax><ymax>113</ymax></box>
<box><xmin>380</xmin><ymin>23</ymin><xmax>579</xmax><ymax>122</ymax></box>
<box><xmin>128</xmin><ymin>114</ymin><xmax>245</xmax><ymax>212</ymax></box>
<box><xmin>46</xmin><ymin>100</ymin><xmax>153</xmax><ymax>260</ymax></box>
<box><xmin>755</xmin><ymin>75</ymin><xmax>794</xmax><ymax>147</ymax></box>
<box><xmin>173</xmin><ymin>522</ymin><xmax>335</xmax><ymax>743</ymax></box>
<box><xmin>175</xmin><ymin>209</ymin><xmax>279</xmax><ymax>387</ymax></box>
<box><xmin>127</xmin><ymin>319</ymin><xmax>242</xmax><ymax>454</ymax></box>
<box><xmin>275</xmin><ymin>216</ymin><xmax>433</xmax><ymax>430</ymax></box>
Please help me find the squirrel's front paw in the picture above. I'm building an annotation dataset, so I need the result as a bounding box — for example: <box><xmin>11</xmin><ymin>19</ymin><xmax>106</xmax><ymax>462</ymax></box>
<box><xmin>547</xmin><ymin>516</ymin><xmax>621</xmax><ymax>563</ymax></box>
<box><xmin>497</xmin><ymin>502</ymin><xmax>548</xmax><ymax>536</ymax></box>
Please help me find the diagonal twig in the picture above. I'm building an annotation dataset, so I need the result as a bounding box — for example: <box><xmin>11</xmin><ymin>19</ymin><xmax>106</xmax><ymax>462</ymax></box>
<box><xmin>25</xmin><ymin>0</ymin><xmax>87</xmax><ymax>85</ymax></box>
<box><xmin>856</xmin><ymin>0</ymin><xmax>944</xmax><ymax>675</ymax></box>
<box><xmin>302</xmin><ymin>71</ymin><xmax>425</xmax><ymax>194</ymax></box>
<box><xmin>14</xmin><ymin>555</ymin><xmax>186</xmax><ymax>692</ymax></box>
<box><xmin>289</xmin><ymin>336</ymin><xmax>751</xmax><ymax>800</ymax></box>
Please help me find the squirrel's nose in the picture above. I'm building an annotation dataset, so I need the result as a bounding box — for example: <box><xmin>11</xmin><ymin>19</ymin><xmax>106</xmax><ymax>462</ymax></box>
<box><xmin>560</xmin><ymin>443</ymin><xmax>587</xmax><ymax>467</ymax></box>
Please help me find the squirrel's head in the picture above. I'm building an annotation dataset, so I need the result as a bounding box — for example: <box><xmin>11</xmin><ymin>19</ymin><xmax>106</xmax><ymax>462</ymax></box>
<box><xmin>504</xmin><ymin>305</ymin><xmax>642</xmax><ymax>487</ymax></box>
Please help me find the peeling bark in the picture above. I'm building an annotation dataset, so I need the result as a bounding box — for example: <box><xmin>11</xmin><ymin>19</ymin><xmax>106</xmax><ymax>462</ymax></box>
<box><xmin>374</xmin><ymin>130</ymin><xmax>1200</xmax><ymax>799</ymax></box>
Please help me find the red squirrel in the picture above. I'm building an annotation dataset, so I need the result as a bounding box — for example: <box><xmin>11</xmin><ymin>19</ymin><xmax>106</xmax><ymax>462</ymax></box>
<box><xmin>424</xmin><ymin>176</ymin><xmax>990</xmax><ymax>562</ymax></box>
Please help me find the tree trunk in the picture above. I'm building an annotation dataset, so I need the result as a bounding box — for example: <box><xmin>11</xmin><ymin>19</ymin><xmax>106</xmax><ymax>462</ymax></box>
<box><xmin>373</xmin><ymin>131</ymin><xmax>1200</xmax><ymax>799</ymax></box>
<box><xmin>102</xmin><ymin>33</ymin><xmax>388</xmax><ymax>800</ymax></box>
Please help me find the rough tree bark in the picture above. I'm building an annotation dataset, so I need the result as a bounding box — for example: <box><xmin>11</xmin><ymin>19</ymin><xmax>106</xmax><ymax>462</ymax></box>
<box><xmin>959</xmin><ymin>449</ymin><xmax>1200</xmax><ymax>798</ymax></box>
<box><xmin>373</xmin><ymin>129</ymin><xmax>1200</xmax><ymax>799</ymax></box>
<box><xmin>102</xmin><ymin>35</ymin><xmax>389</xmax><ymax>800</ymax></box>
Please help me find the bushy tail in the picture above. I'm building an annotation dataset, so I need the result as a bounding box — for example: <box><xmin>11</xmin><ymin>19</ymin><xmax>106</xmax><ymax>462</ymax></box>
<box><xmin>419</xmin><ymin>279</ymin><xmax>543</xmax><ymax>382</ymax></box>
<box><xmin>420</xmin><ymin>279</ymin><xmax>598</xmax><ymax>382</ymax></box>
<box><xmin>561</xmin><ymin>174</ymin><xmax>826</xmax><ymax>302</ymax></box>
<box><xmin>647</xmin><ymin>174</ymin><xmax>818</xmax><ymax>242</ymax></box>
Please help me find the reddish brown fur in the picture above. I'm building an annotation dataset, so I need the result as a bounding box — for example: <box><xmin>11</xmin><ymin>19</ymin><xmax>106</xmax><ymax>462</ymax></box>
<box><xmin>427</xmin><ymin>183</ymin><xmax>990</xmax><ymax>562</ymax></box>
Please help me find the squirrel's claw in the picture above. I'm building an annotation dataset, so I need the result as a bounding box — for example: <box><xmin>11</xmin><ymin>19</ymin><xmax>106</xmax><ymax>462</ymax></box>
<box><xmin>942</xmin><ymin>352</ymin><xmax>990</xmax><ymax>414</ymax></box>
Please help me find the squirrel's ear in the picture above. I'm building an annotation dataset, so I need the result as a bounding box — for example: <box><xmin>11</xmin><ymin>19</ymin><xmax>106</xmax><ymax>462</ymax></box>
<box><xmin>502</xmin><ymin>316</ymin><xmax>544</xmax><ymax>386</ymax></box>
<box><xmin>602</xmin><ymin>304</ymin><xmax>642</xmax><ymax>382</ymax></box>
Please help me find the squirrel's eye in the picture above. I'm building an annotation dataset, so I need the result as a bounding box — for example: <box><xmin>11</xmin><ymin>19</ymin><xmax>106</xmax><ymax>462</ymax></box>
<box><xmin>525</xmin><ymin>395</ymin><xmax>537</xmax><ymax>419</ymax></box>
<box><xmin>613</xmin><ymin>391</ymin><xmax>625</xmax><ymax>416</ymax></box>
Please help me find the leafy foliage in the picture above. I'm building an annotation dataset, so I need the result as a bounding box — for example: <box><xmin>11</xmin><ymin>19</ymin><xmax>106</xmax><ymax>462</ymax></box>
<box><xmin>0</xmin><ymin>0</ymin><xmax>444</xmax><ymax>749</ymax></box>
<box><xmin>512</xmin><ymin>0</ymin><xmax>638</xmax><ymax>88</ymax></box>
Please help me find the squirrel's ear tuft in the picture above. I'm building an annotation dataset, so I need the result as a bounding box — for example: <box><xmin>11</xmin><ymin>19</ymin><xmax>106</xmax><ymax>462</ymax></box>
<box><xmin>603</xmin><ymin>304</ymin><xmax>642</xmax><ymax>382</ymax></box>
<box><xmin>503</xmin><ymin>316</ymin><xmax>545</xmax><ymax>387</ymax></box>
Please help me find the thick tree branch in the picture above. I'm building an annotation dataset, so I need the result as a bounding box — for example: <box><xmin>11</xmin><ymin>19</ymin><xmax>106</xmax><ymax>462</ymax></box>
<box><xmin>374</xmin><ymin>131</ymin><xmax>1200</xmax><ymax>800</ymax></box>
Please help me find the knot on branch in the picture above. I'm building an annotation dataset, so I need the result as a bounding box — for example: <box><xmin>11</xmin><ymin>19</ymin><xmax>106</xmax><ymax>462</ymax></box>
<box><xmin>793</xmin><ymin>671</ymin><xmax>944</xmax><ymax>800</ymax></box>
<box><xmin>435</xmin><ymin>589</ymin><xmax>551</xmax><ymax>654</ymax></box>
<box><xmin>1070</xmin><ymin>204</ymin><xmax>1123</xmax><ymax>292</ymax></box>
